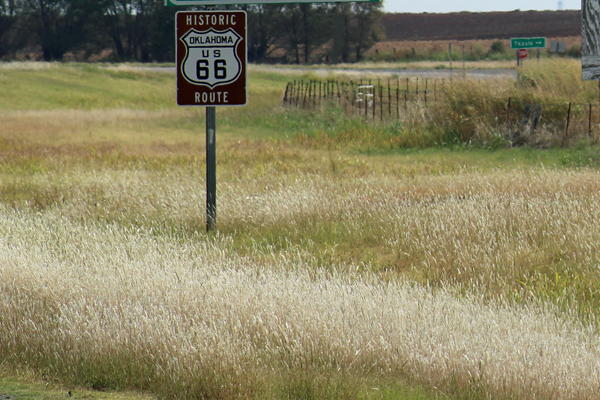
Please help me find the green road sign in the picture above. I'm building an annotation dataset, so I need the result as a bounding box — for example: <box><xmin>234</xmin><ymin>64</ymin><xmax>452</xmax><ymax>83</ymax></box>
<box><xmin>167</xmin><ymin>0</ymin><xmax>377</xmax><ymax>4</ymax></box>
<box><xmin>510</xmin><ymin>37</ymin><xmax>547</xmax><ymax>49</ymax></box>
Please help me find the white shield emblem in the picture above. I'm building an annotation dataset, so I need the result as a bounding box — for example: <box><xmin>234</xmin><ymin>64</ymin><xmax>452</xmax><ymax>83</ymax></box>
<box><xmin>180</xmin><ymin>28</ymin><xmax>243</xmax><ymax>88</ymax></box>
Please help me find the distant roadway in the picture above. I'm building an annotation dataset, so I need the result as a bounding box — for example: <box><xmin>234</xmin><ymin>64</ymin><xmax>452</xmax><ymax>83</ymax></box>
<box><xmin>258</xmin><ymin>66</ymin><xmax>518</xmax><ymax>80</ymax></box>
<box><xmin>129</xmin><ymin>65</ymin><xmax>517</xmax><ymax>80</ymax></box>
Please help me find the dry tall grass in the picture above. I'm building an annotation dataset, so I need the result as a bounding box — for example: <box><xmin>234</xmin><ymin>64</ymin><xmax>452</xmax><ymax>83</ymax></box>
<box><xmin>3</xmin><ymin>62</ymin><xmax>600</xmax><ymax>399</ymax></box>
<box><xmin>3</xmin><ymin>163</ymin><xmax>600</xmax><ymax>399</ymax></box>
<box><xmin>2</xmin><ymin>197</ymin><xmax>600</xmax><ymax>399</ymax></box>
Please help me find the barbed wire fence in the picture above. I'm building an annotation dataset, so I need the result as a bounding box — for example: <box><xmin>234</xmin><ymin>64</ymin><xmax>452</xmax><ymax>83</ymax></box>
<box><xmin>282</xmin><ymin>78</ymin><xmax>600</xmax><ymax>147</ymax></box>
<box><xmin>282</xmin><ymin>77</ymin><xmax>444</xmax><ymax>121</ymax></box>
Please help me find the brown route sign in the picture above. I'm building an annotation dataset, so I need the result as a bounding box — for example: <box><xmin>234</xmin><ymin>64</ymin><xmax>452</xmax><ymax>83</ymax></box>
<box><xmin>176</xmin><ymin>11</ymin><xmax>247</xmax><ymax>106</ymax></box>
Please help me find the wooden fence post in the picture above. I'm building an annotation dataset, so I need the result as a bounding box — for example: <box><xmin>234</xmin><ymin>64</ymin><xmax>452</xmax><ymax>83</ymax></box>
<box><xmin>319</xmin><ymin>81</ymin><xmax>322</xmax><ymax>105</ymax></box>
<box><xmin>388</xmin><ymin>79</ymin><xmax>391</xmax><ymax>118</ymax></box>
<box><xmin>302</xmin><ymin>81</ymin><xmax>307</xmax><ymax>108</ymax></box>
<box><xmin>373</xmin><ymin>83</ymin><xmax>376</xmax><ymax>119</ymax></box>
<box><xmin>416</xmin><ymin>78</ymin><xmax>419</xmax><ymax>102</ymax></box>
<box><xmin>563</xmin><ymin>102</ymin><xmax>572</xmax><ymax>147</ymax></box>
<box><xmin>296</xmin><ymin>80</ymin><xmax>302</xmax><ymax>107</ymax></box>
<box><xmin>379</xmin><ymin>80</ymin><xmax>383</xmax><ymax>121</ymax></box>
<box><xmin>506</xmin><ymin>97</ymin><xmax>512</xmax><ymax>141</ymax></box>
<box><xmin>396</xmin><ymin>78</ymin><xmax>400</xmax><ymax>118</ymax></box>
<box><xmin>405</xmin><ymin>78</ymin><xmax>408</xmax><ymax>110</ymax></box>
<box><xmin>589</xmin><ymin>103</ymin><xmax>593</xmax><ymax>137</ymax></box>
<box><xmin>283</xmin><ymin>82</ymin><xmax>289</xmax><ymax>105</ymax></box>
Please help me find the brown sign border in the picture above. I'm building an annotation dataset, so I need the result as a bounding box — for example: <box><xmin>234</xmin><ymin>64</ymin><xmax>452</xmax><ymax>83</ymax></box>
<box><xmin>176</xmin><ymin>11</ymin><xmax>247</xmax><ymax>106</ymax></box>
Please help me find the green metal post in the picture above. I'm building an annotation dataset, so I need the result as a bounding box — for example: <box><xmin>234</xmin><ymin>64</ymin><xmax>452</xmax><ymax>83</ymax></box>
<box><xmin>206</xmin><ymin>106</ymin><xmax>216</xmax><ymax>231</ymax></box>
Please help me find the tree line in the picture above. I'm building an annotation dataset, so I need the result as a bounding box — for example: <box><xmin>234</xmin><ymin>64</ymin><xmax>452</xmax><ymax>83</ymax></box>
<box><xmin>0</xmin><ymin>0</ymin><xmax>384</xmax><ymax>63</ymax></box>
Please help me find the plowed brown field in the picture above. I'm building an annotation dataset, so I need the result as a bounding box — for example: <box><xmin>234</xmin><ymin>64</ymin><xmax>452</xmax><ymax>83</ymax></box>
<box><xmin>372</xmin><ymin>10</ymin><xmax>581</xmax><ymax>58</ymax></box>
<box><xmin>379</xmin><ymin>10</ymin><xmax>581</xmax><ymax>41</ymax></box>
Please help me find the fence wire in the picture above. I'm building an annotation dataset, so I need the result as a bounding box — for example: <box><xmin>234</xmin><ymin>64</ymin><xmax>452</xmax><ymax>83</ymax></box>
<box><xmin>283</xmin><ymin>78</ymin><xmax>600</xmax><ymax>146</ymax></box>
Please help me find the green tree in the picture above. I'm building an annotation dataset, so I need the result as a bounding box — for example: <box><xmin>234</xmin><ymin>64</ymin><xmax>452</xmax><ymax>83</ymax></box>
<box><xmin>20</xmin><ymin>0</ymin><xmax>106</xmax><ymax>60</ymax></box>
<box><xmin>244</xmin><ymin>4</ymin><xmax>283</xmax><ymax>63</ymax></box>
<box><xmin>281</xmin><ymin>3</ymin><xmax>332</xmax><ymax>64</ymax></box>
<box><xmin>132</xmin><ymin>0</ymin><xmax>153</xmax><ymax>62</ymax></box>
<box><xmin>100</xmin><ymin>0</ymin><xmax>171</xmax><ymax>62</ymax></box>
<box><xmin>490</xmin><ymin>40</ymin><xmax>505</xmax><ymax>54</ymax></box>
<box><xmin>103</xmin><ymin>0</ymin><xmax>155</xmax><ymax>61</ymax></box>
<box><xmin>0</xmin><ymin>0</ymin><xmax>19</xmax><ymax>58</ymax></box>
<box><xmin>338</xmin><ymin>3</ymin><xmax>352</xmax><ymax>63</ymax></box>
<box><xmin>147</xmin><ymin>0</ymin><xmax>177</xmax><ymax>62</ymax></box>
<box><xmin>103</xmin><ymin>0</ymin><xmax>133</xmax><ymax>60</ymax></box>
<box><xmin>281</xmin><ymin>4</ymin><xmax>304</xmax><ymax>64</ymax></box>
<box><xmin>347</xmin><ymin>2</ymin><xmax>384</xmax><ymax>61</ymax></box>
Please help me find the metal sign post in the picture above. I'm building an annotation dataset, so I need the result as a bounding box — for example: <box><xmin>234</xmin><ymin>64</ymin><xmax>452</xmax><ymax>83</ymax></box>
<box><xmin>206</xmin><ymin>106</ymin><xmax>216</xmax><ymax>229</ymax></box>
<box><xmin>518</xmin><ymin>48</ymin><xmax>528</xmax><ymax>66</ymax></box>
<box><xmin>176</xmin><ymin>10</ymin><xmax>247</xmax><ymax>230</ymax></box>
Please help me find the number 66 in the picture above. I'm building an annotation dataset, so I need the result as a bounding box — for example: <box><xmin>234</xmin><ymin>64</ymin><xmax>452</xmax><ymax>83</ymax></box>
<box><xmin>197</xmin><ymin>59</ymin><xmax>227</xmax><ymax>80</ymax></box>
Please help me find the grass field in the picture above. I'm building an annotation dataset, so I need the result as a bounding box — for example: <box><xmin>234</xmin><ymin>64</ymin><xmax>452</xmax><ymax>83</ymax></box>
<box><xmin>2</xmin><ymin>60</ymin><xmax>600</xmax><ymax>400</ymax></box>
<box><xmin>364</xmin><ymin>37</ymin><xmax>582</xmax><ymax>62</ymax></box>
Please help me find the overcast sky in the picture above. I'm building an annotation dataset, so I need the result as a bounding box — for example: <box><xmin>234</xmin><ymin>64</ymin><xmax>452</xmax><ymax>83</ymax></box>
<box><xmin>383</xmin><ymin>0</ymin><xmax>581</xmax><ymax>14</ymax></box>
